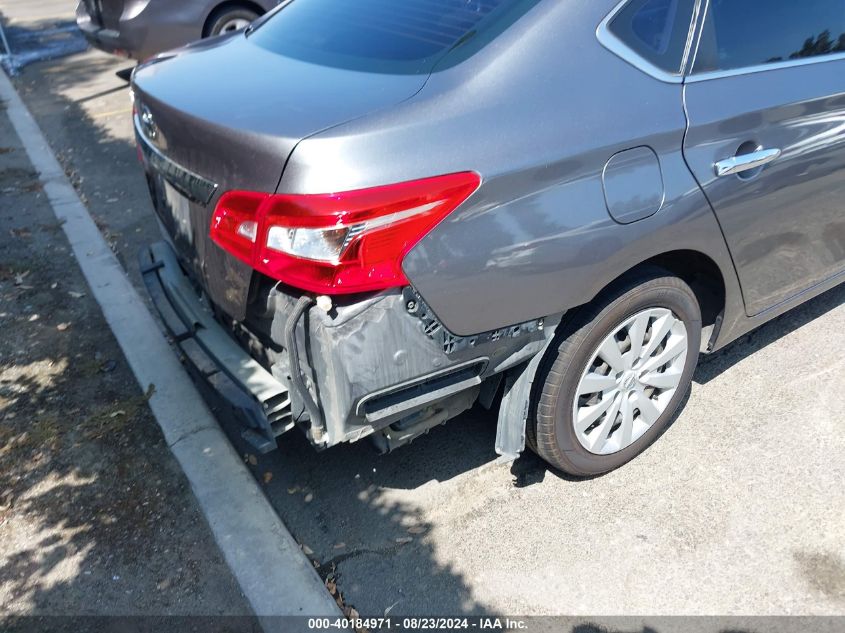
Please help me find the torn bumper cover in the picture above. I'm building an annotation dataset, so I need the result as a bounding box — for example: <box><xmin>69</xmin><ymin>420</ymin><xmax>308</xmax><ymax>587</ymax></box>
<box><xmin>140</xmin><ymin>240</ymin><xmax>556</xmax><ymax>455</ymax></box>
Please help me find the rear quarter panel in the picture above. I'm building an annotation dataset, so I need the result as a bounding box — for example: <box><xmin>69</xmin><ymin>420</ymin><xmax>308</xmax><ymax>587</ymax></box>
<box><xmin>280</xmin><ymin>0</ymin><xmax>742</xmax><ymax>337</ymax></box>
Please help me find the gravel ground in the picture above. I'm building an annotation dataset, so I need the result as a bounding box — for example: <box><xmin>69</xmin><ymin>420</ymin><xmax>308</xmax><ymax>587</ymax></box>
<box><xmin>0</xmin><ymin>87</ymin><xmax>252</xmax><ymax>618</ymax></box>
<box><xmin>5</xmin><ymin>22</ymin><xmax>845</xmax><ymax>623</ymax></box>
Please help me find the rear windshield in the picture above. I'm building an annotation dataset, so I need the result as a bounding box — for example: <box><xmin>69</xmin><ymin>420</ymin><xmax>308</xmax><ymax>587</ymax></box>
<box><xmin>249</xmin><ymin>0</ymin><xmax>541</xmax><ymax>74</ymax></box>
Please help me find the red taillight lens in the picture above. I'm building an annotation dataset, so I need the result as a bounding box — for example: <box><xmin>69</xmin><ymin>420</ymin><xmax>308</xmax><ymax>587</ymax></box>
<box><xmin>210</xmin><ymin>172</ymin><xmax>481</xmax><ymax>295</ymax></box>
<box><xmin>210</xmin><ymin>190</ymin><xmax>268</xmax><ymax>263</ymax></box>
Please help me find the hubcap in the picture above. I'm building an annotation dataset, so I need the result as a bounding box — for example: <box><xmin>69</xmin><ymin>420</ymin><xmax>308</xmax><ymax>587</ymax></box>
<box><xmin>572</xmin><ymin>308</ymin><xmax>688</xmax><ymax>455</ymax></box>
<box><xmin>219</xmin><ymin>17</ymin><xmax>251</xmax><ymax>33</ymax></box>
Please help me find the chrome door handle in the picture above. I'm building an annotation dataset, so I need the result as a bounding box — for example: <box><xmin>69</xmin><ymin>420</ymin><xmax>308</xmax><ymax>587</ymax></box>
<box><xmin>715</xmin><ymin>148</ymin><xmax>781</xmax><ymax>177</ymax></box>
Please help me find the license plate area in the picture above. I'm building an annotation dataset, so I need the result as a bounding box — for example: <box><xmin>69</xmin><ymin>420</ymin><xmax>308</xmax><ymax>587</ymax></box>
<box><xmin>144</xmin><ymin>159</ymin><xmax>252</xmax><ymax>320</ymax></box>
<box><xmin>149</xmin><ymin>172</ymin><xmax>195</xmax><ymax>249</ymax></box>
<box><xmin>137</xmin><ymin>116</ymin><xmax>252</xmax><ymax>320</ymax></box>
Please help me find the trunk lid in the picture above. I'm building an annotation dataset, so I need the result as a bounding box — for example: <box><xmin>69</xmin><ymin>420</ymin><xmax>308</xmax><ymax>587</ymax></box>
<box><xmin>132</xmin><ymin>35</ymin><xmax>430</xmax><ymax>320</ymax></box>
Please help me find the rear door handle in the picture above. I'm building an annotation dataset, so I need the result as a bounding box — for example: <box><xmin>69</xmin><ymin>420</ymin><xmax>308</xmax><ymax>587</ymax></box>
<box><xmin>715</xmin><ymin>148</ymin><xmax>782</xmax><ymax>177</ymax></box>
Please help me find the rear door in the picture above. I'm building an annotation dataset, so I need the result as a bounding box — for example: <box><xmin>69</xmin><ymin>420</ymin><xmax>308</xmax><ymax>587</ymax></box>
<box><xmin>682</xmin><ymin>0</ymin><xmax>845</xmax><ymax>315</ymax></box>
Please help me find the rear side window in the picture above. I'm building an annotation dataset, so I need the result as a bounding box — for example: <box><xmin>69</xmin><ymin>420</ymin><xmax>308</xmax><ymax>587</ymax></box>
<box><xmin>693</xmin><ymin>0</ymin><xmax>845</xmax><ymax>73</ymax></box>
<box><xmin>606</xmin><ymin>0</ymin><xmax>698</xmax><ymax>75</ymax></box>
<box><xmin>249</xmin><ymin>0</ymin><xmax>540</xmax><ymax>75</ymax></box>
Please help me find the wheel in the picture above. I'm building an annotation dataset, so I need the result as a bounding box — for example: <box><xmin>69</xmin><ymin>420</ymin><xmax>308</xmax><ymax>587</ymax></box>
<box><xmin>530</xmin><ymin>268</ymin><xmax>701</xmax><ymax>476</ymax></box>
<box><xmin>205</xmin><ymin>5</ymin><xmax>260</xmax><ymax>37</ymax></box>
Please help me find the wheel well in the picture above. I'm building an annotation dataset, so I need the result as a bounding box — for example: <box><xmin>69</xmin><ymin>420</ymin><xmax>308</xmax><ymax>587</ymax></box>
<box><xmin>643</xmin><ymin>250</ymin><xmax>726</xmax><ymax>330</ymax></box>
<box><xmin>575</xmin><ymin>250</ymin><xmax>727</xmax><ymax>350</ymax></box>
<box><xmin>203</xmin><ymin>1</ymin><xmax>266</xmax><ymax>37</ymax></box>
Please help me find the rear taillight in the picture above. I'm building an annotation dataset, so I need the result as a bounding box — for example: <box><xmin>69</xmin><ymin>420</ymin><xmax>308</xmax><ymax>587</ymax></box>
<box><xmin>210</xmin><ymin>172</ymin><xmax>481</xmax><ymax>295</ymax></box>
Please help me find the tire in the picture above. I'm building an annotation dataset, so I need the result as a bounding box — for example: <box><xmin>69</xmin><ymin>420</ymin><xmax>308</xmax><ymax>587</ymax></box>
<box><xmin>529</xmin><ymin>267</ymin><xmax>701</xmax><ymax>477</ymax></box>
<box><xmin>205</xmin><ymin>6</ymin><xmax>260</xmax><ymax>37</ymax></box>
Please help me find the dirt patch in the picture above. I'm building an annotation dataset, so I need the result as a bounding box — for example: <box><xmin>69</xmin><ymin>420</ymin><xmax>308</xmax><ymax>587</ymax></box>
<box><xmin>794</xmin><ymin>551</ymin><xmax>845</xmax><ymax>605</ymax></box>
<box><xmin>0</xmin><ymin>166</ymin><xmax>41</xmax><ymax>194</ymax></box>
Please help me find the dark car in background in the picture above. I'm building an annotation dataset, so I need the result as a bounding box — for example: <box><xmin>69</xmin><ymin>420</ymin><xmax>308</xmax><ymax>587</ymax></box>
<box><xmin>76</xmin><ymin>0</ymin><xmax>281</xmax><ymax>60</ymax></box>
<box><xmin>132</xmin><ymin>0</ymin><xmax>845</xmax><ymax>476</ymax></box>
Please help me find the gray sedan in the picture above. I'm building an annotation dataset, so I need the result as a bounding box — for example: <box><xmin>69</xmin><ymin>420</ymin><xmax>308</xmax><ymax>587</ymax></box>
<box><xmin>131</xmin><ymin>0</ymin><xmax>845</xmax><ymax>476</ymax></box>
<box><xmin>76</xmin><ymin>0</ymin><xmax>281</xmax><ymax>60</ymax></box>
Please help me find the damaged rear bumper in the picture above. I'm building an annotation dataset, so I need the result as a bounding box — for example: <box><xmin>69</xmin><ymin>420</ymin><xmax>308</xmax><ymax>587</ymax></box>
<box><xmin>140</xmin><ymin>242</ymin><xmax>294</xmax><ymax>452</ymax></box>
<box><xmin>76</xmin><ymin>2</ymin><xmax>136</xmax><ymax>58</ymax></box>
<box><xmin>140</xmin><ymin>240</ymin><xmax>554</xmax><ymax>455</ymax></box>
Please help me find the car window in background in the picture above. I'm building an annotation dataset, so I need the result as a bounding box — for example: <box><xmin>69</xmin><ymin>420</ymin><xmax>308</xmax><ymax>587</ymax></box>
<box><xmin>693</xmin><ymin>0</ymin><xmax>845</xmax><ymax>73</ymax></box>
<box><xmin>607</xmin><ymin>0</ymin><xmax>697</xmax><ymax>75</ymax></box>
<box><xmin>248</xmin><ymin>0</ymin><xmax>540</xmax><ymax>74</ymax></box>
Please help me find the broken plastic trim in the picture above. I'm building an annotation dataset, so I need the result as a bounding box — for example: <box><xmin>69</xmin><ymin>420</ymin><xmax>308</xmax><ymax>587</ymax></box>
<box><xmin>284</xmin><ymin>295</ymin><xmax>326</xmax><ymax>443</ymax></box>
<box><xmin>140</xmin><ymin>241</ymin><xmax>293</xmax><ymax>453</ymax></box>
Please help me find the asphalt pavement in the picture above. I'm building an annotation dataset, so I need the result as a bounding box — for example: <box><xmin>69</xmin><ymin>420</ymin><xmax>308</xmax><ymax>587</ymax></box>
<box><xmin>4</xmin><ymin>16</ymin><xmax>844</xmax><ymax>620</ymax></box>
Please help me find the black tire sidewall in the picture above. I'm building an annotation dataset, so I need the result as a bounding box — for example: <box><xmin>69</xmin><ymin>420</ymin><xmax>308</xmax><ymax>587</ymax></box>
<box><xmin>539</xmin><ymin>274</ymin><xmax>701</xmax><ymax>475</ymax></box>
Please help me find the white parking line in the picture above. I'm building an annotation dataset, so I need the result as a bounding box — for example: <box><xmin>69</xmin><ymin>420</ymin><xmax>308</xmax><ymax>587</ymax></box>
<box><xmin>0</xmin><ymin>69</ymin><xmax>340</xmax><ymax>623</ymax></box>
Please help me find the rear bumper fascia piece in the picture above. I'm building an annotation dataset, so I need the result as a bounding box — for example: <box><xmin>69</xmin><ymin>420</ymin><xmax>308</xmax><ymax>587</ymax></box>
<box><xmin>141</xmin><ymin>241</ymin><xmax>557</xmax><ymax>455</ymax></box>
<box><xmin>77</xmin><ymin>21</ymin><xmax>131</xmax><ymax>57</ymax></box>
<box><xmin>140</xmin><ymin>241</ymin><xmax>293</xmax><ymax>452</ymax></box>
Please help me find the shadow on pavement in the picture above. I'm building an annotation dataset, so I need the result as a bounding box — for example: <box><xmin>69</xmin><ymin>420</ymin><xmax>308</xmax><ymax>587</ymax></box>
<box><xmin>211</xmin><ymin>387</ymin><xmax>503</xmax><ymax>616</ymax></box>
<box><xmin>0</xmin><ymin>84</ymin><xmax>248</xmax><ymax>618</ymax></box>
<box><xmin>10</xmin><ymin>43</ymin><xmax>157</xmax><ymax>288</ymax></box>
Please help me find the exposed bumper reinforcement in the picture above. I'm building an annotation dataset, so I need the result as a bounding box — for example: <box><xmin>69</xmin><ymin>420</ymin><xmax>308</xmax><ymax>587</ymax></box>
<box><xmin>140</xmin><ymin>241</ymin><xmax>292</xmax><ymax>452</ymax></box>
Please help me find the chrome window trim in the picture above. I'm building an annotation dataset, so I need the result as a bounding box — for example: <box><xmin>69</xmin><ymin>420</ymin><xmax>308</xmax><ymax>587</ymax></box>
<box><xmin>680</xmin><ymin>0</ymin><xmax>704</xmax><ymax>74</ymax></box>
<box><xmin>596</xmin><ymin>0</ymin><xmax>702</xmax><ymax>84</ymax></box>
<box><xmin>687</xmin><ymin>51</ymin><xmax>845</xmax><ymax>83</ymax></box>
<box><xmin>686</xmin><ymin>0</ymin><xmax>845</xmax><ymax>82</ymax></box>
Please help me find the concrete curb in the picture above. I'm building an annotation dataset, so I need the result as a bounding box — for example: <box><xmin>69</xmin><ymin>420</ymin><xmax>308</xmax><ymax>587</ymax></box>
<box><xmin>1</xmin><ymin>69</ymin><xmax>341</xmax><ymax>622</ymax></box>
